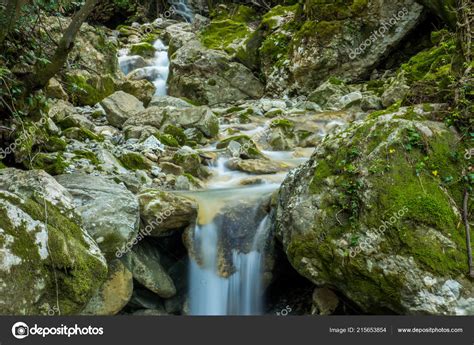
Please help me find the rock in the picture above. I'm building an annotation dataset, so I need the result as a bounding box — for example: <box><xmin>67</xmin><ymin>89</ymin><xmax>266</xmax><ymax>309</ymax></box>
<box><xmin>308</xmin><ymin>79</ymin><xmax>352</xmax><ymax>109</ymax></box>
<box><xmin>360</xmin><ymin>94</ymin><xmax>383</xmax><ymax>111</ymax></box>
<box><xmin>311</xmin><ymin>287</ymin><xmax>339</xmax><ymax>315</ymax></box>
<box><xmin>64</xmin><ymin>70</ymin><xmax>116</xmax><ymax>106</ymax></box>
<box><xmin>226</xmin><ymin>158</ymin><xmax>289</xmax><ymax>175</ymax></box>
<box><xmin>168</xmin><ymin>40</ymin><xmax>264</xmax><ymax>105</ymax></box>
<box><xmin>128</xmin><ymin>288</ymin><xmax>164</xmax><ymax>310</ymax></box>
<box><xmin>262</xmin><ymin>0</ymin><xmax>424</xmax><ymax>94</ymax></box>
<box><xmin>57</xmin><ymin>113</ymin><xmax>95</xmax><ymax>131</ymax></box>
<box><xmin>138</xmin><ymin>189</ymin><xmax>198</xmax><ymax>236</ymax></box>
<box><xmin>81</xmin><ymin>260</ymin><xmax>133</xmax><ymax>315</ymax></box>
<box><xmin>0</xmin><ymin>169</ymin><xmax>107</xmax><ymax>315</ymax></box>
<box><xmin>275</xmin><ymin>106</ymin><xmax>474</xmax><ymax>315</ymax></box>
<box><xmin>381</xmin><ymin>72</ymin><xmax>411</xmax><ymax>107</ymax></box>
<box><xmin>159</xmin><ymin>162</ymin><xmax>184</xmax><ymax>176</ymax></box>
<box><xmin>164</xmin><ymin>23</ymin><xmax>196</xmax><ymax>55</ymax></box>
<box><xmin>55</xmin><ymin>174</ymin><xmax>140</xmax><ymax>259</ymax></box>
<box><xmin>172</xmin><ymin>147</ymin><xmax>209</xmax><ymax>178</ymax></box>
<box><xmin>119</xmin><ymin>55</ymin><xmax>148</xmax><ymax>75</ymax></box>
<box><xmin>129</xmin><ymin>242</ymin><xmax>176</xmax><ymax>298</ymax></box>
<box><xmin>101</xmin><ymin>91</ymin><xmax>145</xmax><ymax>129</ymax></box>
<box><xmin>118</xmin><ymin>80</ymin><xmax>156</xmax><ymax>106</ymax></box>
<box><xmin>165</xmin><ymin>106</ymin><xmax>219</xmax><ymax>138</ymax></box>
<box><xmin>130</xmin><ymin>42</ymin><xmax>156</xmax><ymax>58</ymax></box>
<box><xmin>149</xmin><ymin>95</ymin><xmax>193</xmax><ymax>108</ymax></box>
<box><xmin>45</xmin><ymin>78</ymin><xmax>68</xmax><ymax>101</ymax></box>
<box><xmin>337</xmin><ymin>91</ymin><xmax>363</xmax><ymax>109</ymax></box>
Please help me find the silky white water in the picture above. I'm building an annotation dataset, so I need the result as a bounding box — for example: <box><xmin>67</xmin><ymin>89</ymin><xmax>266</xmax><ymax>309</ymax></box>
<box><xmin>168</xmin><ymin>0</ymin><xmax>194</xmax><ymax>23</ymax></box>
<box><xmin>189</xmin><ymin>215</ymin><xmax>270</xmax><ymax>315</ymax></box>
<box><xmin>118</xmin><ymin>39</ymin><xmax>170</xmax><ymax>96</ymax></box>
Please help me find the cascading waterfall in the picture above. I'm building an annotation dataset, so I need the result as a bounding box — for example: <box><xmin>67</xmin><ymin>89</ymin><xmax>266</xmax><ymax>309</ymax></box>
<box><xmin>118</xmin><ymin>39</ymin><xmax>170</xmax><ymax>96</ymax></box>
<box><xmin>189</xmin><ymin>214</ymin><xmax>271</xmax><ymax>315</ymax></box>
<box><xmin>168</xmin><ymin>0</ymin><xmax>194</xmax><ymax>23</ymax></box>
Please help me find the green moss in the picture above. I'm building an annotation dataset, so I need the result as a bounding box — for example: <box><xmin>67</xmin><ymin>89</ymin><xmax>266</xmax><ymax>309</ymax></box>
<box><xmin>63</xmin><ymin>127</ymin><xmax>104</xmax><ymax>142</ymax></box>
<box><xmin>0</xmin><ymin>193</ymin><xmax>107</xmax><ymax>314</ymax></box>
<box><xmin>72</xmin><ymin>150</ymin><xmax>101</xmax><ymax>166</ymax></box>
<box><xmin>45</xmin><ymin>137</ymin><xmax>67</xmax><ymax>152</ymax></box>
<box><xmin>271</xmin><ymin>118</ymin><xmax>295</xmax><ymax>129</ymax></box>
<box><xmin>119</xmin><ymin>152</ymin><xmax>151</xmax><ymax>171</ymax></box>
<box><xmin>158</xmin><ymin>134</ymin><xmax>180</xmax><ymax>147</ymax></box>
<box><xmin>65</xmin><ymin>73</ymin><xmax>115</xmax><ymax>106</ymax></box>
<box><xmin>0</xmin><ymin>162</ymin><xmax>5</xmax><ymax>169</ymax></box>
<box><xmin>31</xmin><ymin>153</ymin><xmax>69</xmax><ymax>175</ymax></box>
<box><xmin>163</xmin><ymin>125</ymin><xmax>187</xmax><ymax>145</ymax></box>
<box><xmin>130</xmin><ymin>42</ymin><xmax>156</xmax><ymax>57</ymax></box>
<box><xmin>200</xmin><ymin>19</ymin><xmax>251</xmax><ymax>54</ymax></box>
<box><xmin>216</xmin><ymin>135</ymin><xmax>252</xmax><ymax>149</ymax></box>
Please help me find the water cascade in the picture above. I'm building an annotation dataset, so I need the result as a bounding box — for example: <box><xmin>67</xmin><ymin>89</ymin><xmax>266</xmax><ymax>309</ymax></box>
<box><xmin>168</xmin><ymin>0</ymin><xmax>194</xmax><ymax>23</ymax></box>
<box><xmin>118</xmin><ymin>40</ymin><xmax>170</xmax><ymax>96</ymax></box>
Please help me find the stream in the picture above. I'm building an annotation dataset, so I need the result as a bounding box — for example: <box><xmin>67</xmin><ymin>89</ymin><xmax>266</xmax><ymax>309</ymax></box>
<box><xmin>118</xmin><ymin>37</ymin><xmax>313</xmax><ymax>315</ymax></box>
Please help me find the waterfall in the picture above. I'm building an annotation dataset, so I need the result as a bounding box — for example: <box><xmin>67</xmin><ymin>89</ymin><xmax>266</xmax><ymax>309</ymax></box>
<box><xmin>189</xmin><ymin>213</ymin><xmax>271</xmax><ymax>315</ymax></box>
<box><xmin>168</xmin><ymin>0</ymin><xmax>194</xmax><ymax>23</ymax></box>
<box><xmin>118</xmin><ymin>39</ymin><xmax>170</xmax><ymax>96</ymax></box>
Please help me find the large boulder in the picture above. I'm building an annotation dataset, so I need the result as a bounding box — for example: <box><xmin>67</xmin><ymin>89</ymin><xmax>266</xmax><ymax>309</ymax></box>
<box><xmin>275</xmin><ymin>106</ymin><xmax>474</xmax><ymax>315</ymax></box>
<box><xmin>128</xmin><ymin>241</ymin><xmax>176</xmax><ymax>298</ymax></box>
<box><xmin>168</xmin><ymin>40</ymin><xmax>264</xmax><ymax>105</ymax></box>
<box><xmin>124</xmin><ymin>105</ymin><xmax>219</xmax><ymax>139</ymax></box>
<box><xmin>237</xmin><ymin>1</ymin><xmax>424</xmax><ymax>95</ymax></box>
<box><xmin>100</xmin><ymin>91</ymin><xmax>145</xmax><ymax>129</ymax></box>
<box><xmin>138</xmin><ymin>189</ymin><xmax>198</xmax><ymax>237</ymax></box>
<box><xmin>55</xmin><ymin>174</ymin><xmax>140</xmax><ymax>260</ymax></box>
<box><xmin>0</xmin><ymin>169</ymin><xmax>107</xmax><ymax>315</ymax></box>
<box><xmin>81</xmin><ymin>260</ymin><xmax>133</xmax><ymax>315</ymax></box>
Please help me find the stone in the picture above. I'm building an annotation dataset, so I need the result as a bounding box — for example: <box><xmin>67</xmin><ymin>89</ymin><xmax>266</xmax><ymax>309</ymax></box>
<box><xmin>0</xmin><ymin>169</ymin><xmax>107</xmax><ymax>315</ymax></box>
<box><xmin>81</xmin><ymin>260</ymin><xmax>133</xmax><ymax>315</ymax></box>
<box><xmin>118</xmin><ymin>79</ymin><xmax>156</xmax><ymax>106</ymax></box>
<box><xmin>148</xmin><ymin>95</ymin><xmax>193</xmax><ymax>108</ymax></box>
<box><xmin>138</xmin><ymin>189</ymin><xmax>198</xmax><ymax>236</ymax></box>
<box><xmin>101</xmin><ymin>91</ymin><xmax>145</xmax><ymax>129</ymax></box>
<box><xmin>275</xmin><ymin>106</ymin><xmax>474</xmax><ymax>315</ymax></box>
<box><xmin>312</xmin><ymin>287</ymin><xmax>339</xmax><ymax>315</ymax></box>
<box><xmin>55</xmin><ymin>174</ymin><xmax>140</xmax><ymax>259</ymax></box>
<box><xmin>45</xmin><ymin>77</ymin><xmax>68</xmax><ymax>101</ymax></box>
<box><xmin>129</xmin><ymin>242</ymin><xmax>176</xmax><ymax>298</ymax></box>
<box><xmin>168</xmin><ymin>40</ymin><xmax>264</xmax><ymax>105</ymax></box>
<box><xmin>226</xmin><ymin>158</ymin><xmax>289</xmax><ymax>175</ymax></box>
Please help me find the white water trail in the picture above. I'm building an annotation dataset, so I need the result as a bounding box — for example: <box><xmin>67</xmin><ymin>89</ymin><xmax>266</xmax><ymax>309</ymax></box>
<box><xmin>189</xmin><ymin>215</ymin><xmax>270</xmax><ymax>315</ymax></box>
<box><xmin>118</xmin><ymin>39</ymin><xmax>170</xmax><ymax>96</ymax></box>
<box><xmin>168</xmin><ymin>0</ymin><xmax>194</xmax><ymax>23</ymax></box>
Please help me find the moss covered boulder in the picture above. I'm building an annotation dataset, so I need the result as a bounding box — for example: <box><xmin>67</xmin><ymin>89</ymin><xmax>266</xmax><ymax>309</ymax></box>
<box><xmin>168</xmin><ymin>40</ymin><xmax>264</xmax><ymax>105</ymax></box>
<box><xmin>275</xmin><ymin>106</ymin><xmax>474</xmax><ymax>315</ymax></box>
<box><xmin>55</xmin><ymin>174</ymin><xmax>140</xmax><ymax>260</ymax></box>
<box><xmin>0</xmin><ymin>169</ymin><xmax>107</xmax><ymax>315</ymax></box>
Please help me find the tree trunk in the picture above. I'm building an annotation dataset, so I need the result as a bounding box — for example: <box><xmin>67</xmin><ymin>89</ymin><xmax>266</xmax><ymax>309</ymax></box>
<box><xmin>0</xmin><ymin>0</ymin><xmax>30</xmax><ymax>46</ymax></box>
<box><xmin>24</xmin><ymin>0</ymin><xmax>98</xmax><ymax>93</ymax></box>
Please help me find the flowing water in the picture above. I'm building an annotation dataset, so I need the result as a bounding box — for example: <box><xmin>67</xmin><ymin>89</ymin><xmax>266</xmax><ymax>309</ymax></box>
<box><xmin>168</xmin><ymin>0</ymin><xmax>194</xmax><ymax>23</ymax></box>
<box><xmin>118</xmin><ymin>39</ymin><xmax>170</xmax><ymax>96</ymax></box>
<box><xmin>118</xmin><ymin>32</ymin><xmax>311</xmax><ymax>315</ymax></box>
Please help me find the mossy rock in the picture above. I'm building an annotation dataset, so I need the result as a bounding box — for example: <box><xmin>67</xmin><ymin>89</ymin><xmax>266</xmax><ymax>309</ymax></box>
<box><xmin>276</xmin><ymin>106</ymin><xmax>473</xmax><ymax>314</ymax></box>
<box><xmin>31</xmin><ymin>153</ymin><xmax>69</xmax><ymax>176</ymax></box>
<box><xmin>158</xmin><ymin>134</ymin><xmax>180</xmax><ymax>148</ymax></box>
<box><xmin>65</xmin><ymin>72</ymin><xmax>116</xmax><ymax>106</ymax></box>
<box><xmin>130</xmin><ymin>42</ymin><xmax>156</xmax><ymax>58</ymax></box>
<box><xmin>200</xmin><ymin>19</ymin><xmax>251</xmax><ymax>55</ymax></box>
<box><xmin>63</xmin><ymin>127</ymin><xmax>104</xmax><ymax>142</ymax></box>
<box><xmin>0</xmin><ymin>169</ymin><xmax>107</xmax><ymax>315</ymax></box>
<box><xmin>119</xmin><ymin>152</ymin><xmax>152</xmax><ymax>171</ymax></box>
